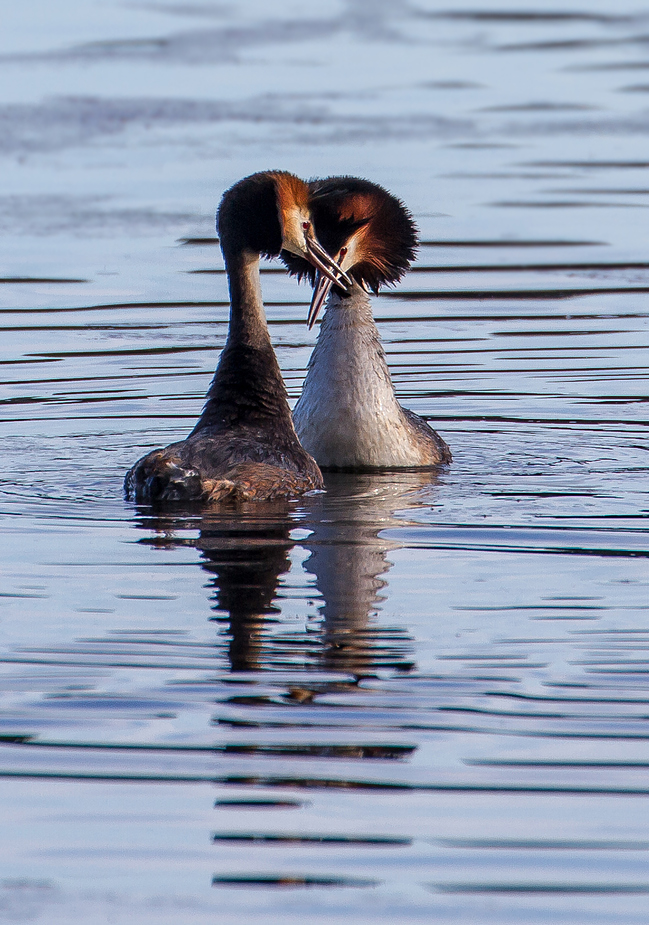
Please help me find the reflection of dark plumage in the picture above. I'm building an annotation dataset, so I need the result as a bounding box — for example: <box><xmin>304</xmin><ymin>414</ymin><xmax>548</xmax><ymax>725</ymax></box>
<box><xmin>197</xmin><ymin>507</ymin><xmax>294</xmax><ymax>672</ymax></box>
<box><xmin>136</xmin><ymin>472</ymin><xmax>429</xmax><ymax>675</ymax></box>
<box><xmin>125</xmin><ymin>170</ymin><xmax>350</xmax><ymax>505</ymax></box>
<box><xmin>285</xmin><ymin>177</ymin><xmax>452</xmax><ymax>469</ymax></box>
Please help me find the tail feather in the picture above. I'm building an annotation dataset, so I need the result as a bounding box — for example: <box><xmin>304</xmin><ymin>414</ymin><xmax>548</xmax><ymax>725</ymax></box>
<box><xmin>206</xmin><ymin>463</ymin><xmax>319</xmax><ymax>502</ymax></box>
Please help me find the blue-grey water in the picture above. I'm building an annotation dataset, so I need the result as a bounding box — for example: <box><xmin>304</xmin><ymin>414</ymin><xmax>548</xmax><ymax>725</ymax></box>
<box><xmin>1</xmin><ymin>2</ymin><xmax>649</xmax><ymax>923</ymax></box>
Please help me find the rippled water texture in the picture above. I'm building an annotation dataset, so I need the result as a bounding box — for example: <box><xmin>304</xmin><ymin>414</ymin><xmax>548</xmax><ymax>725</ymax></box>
<box><xmin>1</xmin><ymin>2</ymin><xmax>649</xmax><ymax>923</ymax></box>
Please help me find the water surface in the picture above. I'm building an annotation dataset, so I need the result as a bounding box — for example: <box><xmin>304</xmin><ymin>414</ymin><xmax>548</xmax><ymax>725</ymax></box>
<box><xmin>1</xmin><ymin>2</ymin><xmax>648</xmax><ymax>923</ymax></box>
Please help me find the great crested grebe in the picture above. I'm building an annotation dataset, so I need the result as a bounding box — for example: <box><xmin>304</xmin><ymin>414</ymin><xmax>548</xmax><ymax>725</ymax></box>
<box><xmin>124</xmin><ymin>170</ymin><xmax>351</xmax><ymax>504</ymax></box>
<box><xmin>286</xmin><ymin>177</ymin><xmax>451</xmax><ymax>469</ymax></box>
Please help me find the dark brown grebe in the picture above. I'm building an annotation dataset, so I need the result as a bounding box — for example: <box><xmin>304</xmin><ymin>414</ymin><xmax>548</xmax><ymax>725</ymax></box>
<box><xmin>284</xmin><ymin>177</ymin><xmax>451</xmax><ymax>469</ymax></box>
<box><xmin>124</xmin><ymin>170</ymin><xmax>351</xmax><ymax>504</ymax></box>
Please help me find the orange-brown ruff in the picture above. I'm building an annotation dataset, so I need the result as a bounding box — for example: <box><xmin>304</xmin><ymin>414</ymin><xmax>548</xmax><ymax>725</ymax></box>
<box><xmin>124</xmin><ymin>171</ymin><xmax>342</xmax><ymax>504</ymax></box>
<box><xmin>284</xmin><ymin>177</ymin><xmax>452</xmax><ymax>469</ymax></box>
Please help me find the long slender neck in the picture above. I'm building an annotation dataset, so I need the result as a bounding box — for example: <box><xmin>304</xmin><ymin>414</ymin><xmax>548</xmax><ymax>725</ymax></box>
<box><xmin>225</xmin><ymin>249</ymin><xmax>272</xmax><ymax>348</ymax></box>
<box><xmin>320</xmin><ymin>285</ymin><xmax>377</xmax><ymax>334</ymax></box>
<box><xmin>191</xmin><ymin>249</ymin><xmax>292</xmax><ymax>434</ymax></box>
<box><xmin>315</xmin><ymin>285</ymin><xmax>389</xmax><ymax>376</ymax></box>
<box><xmin>296</xmin><ymin>283</ymin><xmax>402</xmax><ymax>420</ymax></box>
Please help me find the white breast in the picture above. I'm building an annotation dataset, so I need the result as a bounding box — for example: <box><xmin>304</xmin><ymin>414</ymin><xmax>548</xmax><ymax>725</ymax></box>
<box><xmin>293</xmin><ymin>287</ymin><xmax>429</xmax><ymax>468</ymax></box>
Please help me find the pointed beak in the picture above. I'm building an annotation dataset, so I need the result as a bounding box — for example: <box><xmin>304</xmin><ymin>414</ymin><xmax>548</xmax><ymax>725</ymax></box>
<box><xmin>306</xmin><ymin>245</ymin><xmax>351</xmax><ymax>329</ymax></box>
<box><xmin>307</xmin><ymin>273</ymin><xmax>334</xmax><ymax>329</ymax></box>
<box><xmin>305</xmin><ymin>236</ymin><xmax>353</xmax><ymax>291</ymax></box>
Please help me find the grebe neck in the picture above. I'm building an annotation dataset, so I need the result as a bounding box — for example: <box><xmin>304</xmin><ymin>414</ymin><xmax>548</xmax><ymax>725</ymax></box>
<box><xmin>315</xmin><ymin>285</ymin><xmax>394</xmax><ymax>392</ymax></box>
<box><xmin>191</xmin><ymin>250</ymin><xmax>292</xmax><ymax>434</ymax></box>
<box><xmin>225</xmin><ymin>249</ymin><xmax>271</xmax><ymax>348</ymax></box>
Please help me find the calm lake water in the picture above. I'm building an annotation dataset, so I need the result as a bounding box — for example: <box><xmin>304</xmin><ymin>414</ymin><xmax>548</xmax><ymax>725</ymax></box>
<box><xmin>1</xmin><ymin>1</ymin><xmax>649</xmax><ymax>922</ymax></box>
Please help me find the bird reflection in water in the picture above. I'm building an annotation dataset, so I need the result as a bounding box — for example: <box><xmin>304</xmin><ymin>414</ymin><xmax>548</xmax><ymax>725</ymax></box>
<box><xmin>198</xmin><ymin>504</ymin><xmax>294</xmax><ymax>672</ymax></box>
<box><xmin>303</xmin><ymin>472</ymin><xmax>432</xmax><ymax>675</ymax></box>
<box><xmin>135</xmin><ymin>470</ymin><xmax>441</xmax><ymax>677</ymax></box>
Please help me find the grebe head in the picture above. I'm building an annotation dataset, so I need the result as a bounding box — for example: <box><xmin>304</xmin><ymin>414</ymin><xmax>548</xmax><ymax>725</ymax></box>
<box><xmin>216</xmin><ymin>171</ymin><xmax>352</xmax><ymax>287</ymax></box>
<box><xmin>282</xmin><ymin>176</ymin><xmax>418</xmax><ymax>328</ymax></box>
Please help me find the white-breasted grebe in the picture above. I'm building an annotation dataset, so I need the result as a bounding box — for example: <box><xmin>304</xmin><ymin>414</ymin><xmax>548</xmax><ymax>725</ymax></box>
<box><xmin>285</xmin><ymin>177</ymin><xmax>451</xmax><ymax>469</ymax></box>
<box><xmin>124</xmin><ymin>170</ymin><xmax>351</xmax><ymax>504</ymax></box>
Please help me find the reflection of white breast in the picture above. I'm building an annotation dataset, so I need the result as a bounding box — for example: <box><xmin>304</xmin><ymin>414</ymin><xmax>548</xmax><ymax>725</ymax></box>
<box><xmin>294</xmin><ymin>287</ymin><xmax>430</xmax><ymax>468</ymax></box>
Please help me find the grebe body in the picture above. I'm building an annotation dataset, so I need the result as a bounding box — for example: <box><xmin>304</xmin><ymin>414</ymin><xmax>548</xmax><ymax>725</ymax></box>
<box><xmin>125</xmin><ymin>171</ymin><xmax>350</xmax><ymax>504</ymax></box>
<box><xmin>287</xmin><ymin>177</ymin><xmax>451</xmax><ymax>470</ymax></box>
<box><xmin>294</xmin><ymin>283</ymin><xmax>450</xmax><ymax>468</ymax></box>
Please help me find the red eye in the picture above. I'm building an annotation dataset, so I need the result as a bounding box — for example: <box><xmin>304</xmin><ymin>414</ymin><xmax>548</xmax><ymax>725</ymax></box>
<box><xmin>302</xmin><ymin>221</ymin><xmax>310</xmax><ymax>231</ymax></box>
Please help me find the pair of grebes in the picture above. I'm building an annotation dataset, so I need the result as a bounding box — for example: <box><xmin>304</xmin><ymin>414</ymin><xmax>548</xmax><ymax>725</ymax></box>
<box><xmin>125</xmin><ymin>171</ymin><xmax>451</xmax><ymax>504</ymax></box>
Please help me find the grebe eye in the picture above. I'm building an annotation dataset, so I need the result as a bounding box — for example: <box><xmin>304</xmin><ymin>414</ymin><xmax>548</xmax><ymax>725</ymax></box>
<box><xmin>302</xmin><ymin>221</ymin><xmax>310</xmax><ymax>231</ymax></box>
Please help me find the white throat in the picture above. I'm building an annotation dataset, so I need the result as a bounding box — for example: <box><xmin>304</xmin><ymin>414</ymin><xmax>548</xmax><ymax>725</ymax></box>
<box><xmin>293</xmin><ymin>285</ymin><xmax>429</xmax><ymax>468</ymax></box>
